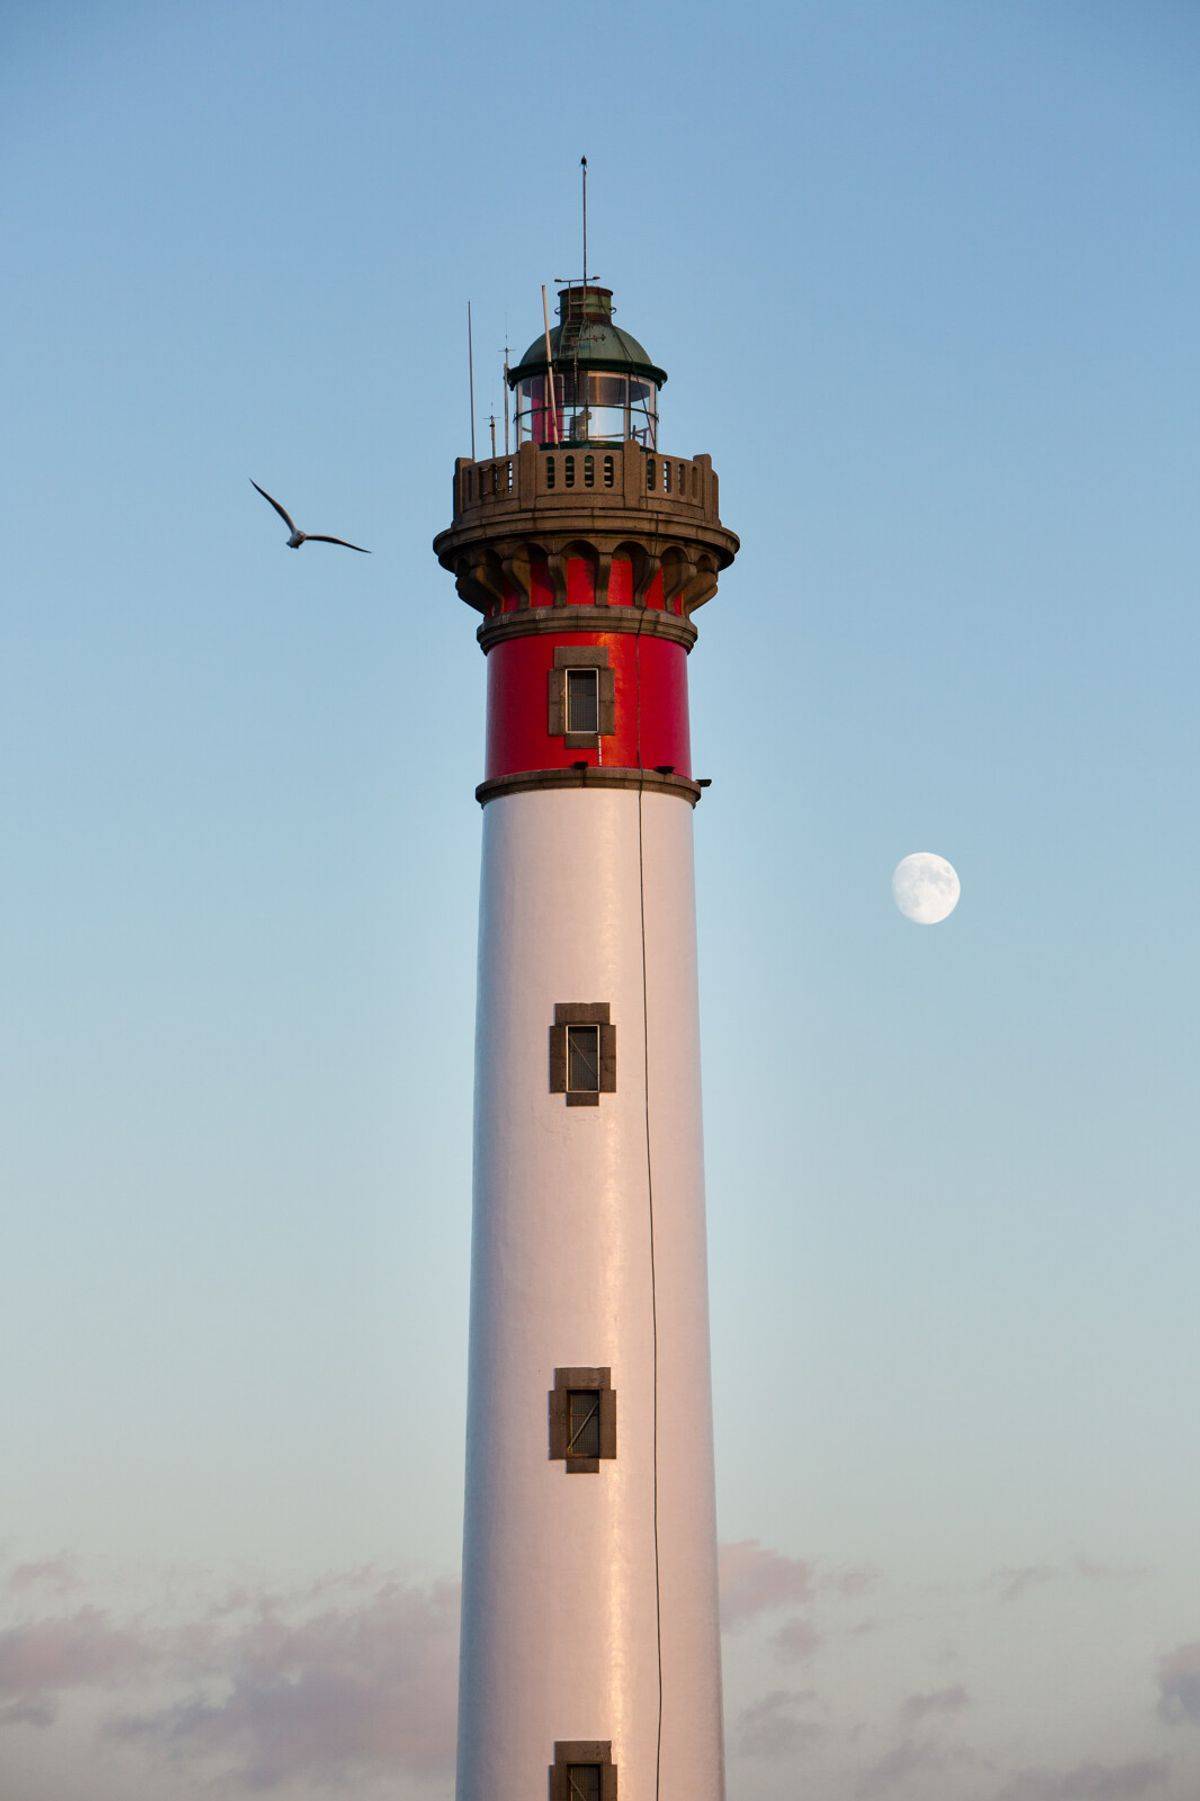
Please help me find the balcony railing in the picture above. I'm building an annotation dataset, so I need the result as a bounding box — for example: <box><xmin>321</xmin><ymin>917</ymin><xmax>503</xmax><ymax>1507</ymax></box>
<box><xmin>451</xmin><ymin>440</ymin><xmax>720</xmax><ymax>528</ymax></box>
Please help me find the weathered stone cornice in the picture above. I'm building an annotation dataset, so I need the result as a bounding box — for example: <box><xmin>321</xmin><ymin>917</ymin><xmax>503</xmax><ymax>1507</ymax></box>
<box><xmin>477</xmin><ymin>606</ymin><xmax>697</xmax><ymax>655</ymax></box>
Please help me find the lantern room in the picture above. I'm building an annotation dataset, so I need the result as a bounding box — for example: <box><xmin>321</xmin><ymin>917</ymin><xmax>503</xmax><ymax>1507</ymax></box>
<box><xmin>509</xmin><ymin>285</ymin><xmax>667</xmax><ymax>450</ymax></box>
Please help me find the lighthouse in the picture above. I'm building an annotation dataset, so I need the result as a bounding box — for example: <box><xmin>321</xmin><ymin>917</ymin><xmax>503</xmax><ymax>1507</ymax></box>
<box><xmin>433</xmin><ymin>280</ymin><xmax>739</xmax><ymax>1801</ymax></box>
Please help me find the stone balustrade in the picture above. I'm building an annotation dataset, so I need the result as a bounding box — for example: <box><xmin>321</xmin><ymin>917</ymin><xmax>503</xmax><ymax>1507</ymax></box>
<box><xmin>450</xmin><ymin>440</ymin><xmax>721</xmax><ymax>527</ymax></box>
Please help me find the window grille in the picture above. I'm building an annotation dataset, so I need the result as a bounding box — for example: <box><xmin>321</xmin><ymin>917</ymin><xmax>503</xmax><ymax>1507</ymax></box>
<box><xmin>566</xmin><ymin>668</ymin><xmax>600</xmax><ymax>735</ymax></box>
<box><xmin>567</xmin><ymin>1391</ymin><xmax>601</xmax><ymax>1460</ymax></box>
<box><xmin>569</xmin><ymin>1767</ymin><xmax>601</xmax><ymax>1801</ymax></box>
<box><xmin>567</xmin><ymin>1025</ymin><xmax>600</xmax><ymax>1093</ymax></box>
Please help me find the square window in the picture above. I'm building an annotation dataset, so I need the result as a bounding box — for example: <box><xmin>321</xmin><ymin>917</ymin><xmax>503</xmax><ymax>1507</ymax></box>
<box><xmin>566</xmin><ymin>667</ymin><xmax>600</xmax><ymax>735</ymax></box>
<box><xmin>567</xmin><ymin>1024</ymin><xmax>600</xmax><ymax>1093</ymax></box>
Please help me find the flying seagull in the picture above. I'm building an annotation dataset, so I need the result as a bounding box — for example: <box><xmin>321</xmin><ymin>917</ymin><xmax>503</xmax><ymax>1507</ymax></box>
<box><xmin>250</xmin><ymin>479</ymin><xmax>371</xmax><ymax>553</ymax></box>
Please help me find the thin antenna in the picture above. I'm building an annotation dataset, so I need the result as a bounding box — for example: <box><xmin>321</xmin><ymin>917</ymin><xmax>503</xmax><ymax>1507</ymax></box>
<box><xmin>540</xmin><ymin>283</ymin><xmax>559</xmax><ymax>446</ymax></box>
<box><xmin>502</xmin><ymin>344</ymin><xmax>511</xmax><ymax>455</ymax></box>
<box><xmin>581</xmin><ymin>155</ymin><xmax>588</xmax><ymax>295</ymax></box>
<box><xmin>489</xmin><ymin>412</ymin><xmax>497</xmax><ymax>457</ymax></box>
<box><xmin>467</xmin><ymin>301</ymin><xmax>477</xmax><ymax>461</ymax></box>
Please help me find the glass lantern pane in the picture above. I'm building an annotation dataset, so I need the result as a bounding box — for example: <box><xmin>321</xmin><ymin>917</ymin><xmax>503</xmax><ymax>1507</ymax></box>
<box><xmin>514</xmin><ymin>369</ymin><xmax>658</xmax><ymax>448</ymax></box>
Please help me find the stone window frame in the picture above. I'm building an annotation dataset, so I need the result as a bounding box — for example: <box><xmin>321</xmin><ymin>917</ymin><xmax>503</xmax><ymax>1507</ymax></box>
<box><xmin>548</xmin><ymin>1368</ymin><xmax>617</xmax><ymax>1473</ymax></box>
<box><xmin>549</xmin><ymin>1003</ymin><xmax>616</xmax><ymax>1107</ymax></box>
<box><xmin>548</xmin><ymin>646</ymin><xmax>616</xmax><ymax>750</ymax></box>
<box><xmin>550</xmin><ymin>1742</ymin><xmax>617</xmax><ymax>1801</ymax></box>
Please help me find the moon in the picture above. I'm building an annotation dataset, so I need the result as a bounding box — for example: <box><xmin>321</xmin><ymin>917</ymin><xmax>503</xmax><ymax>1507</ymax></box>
<box><xmin>892</xmin><ymin>852</ymin><xmax>961</xmax><ymax>925</ymax></box>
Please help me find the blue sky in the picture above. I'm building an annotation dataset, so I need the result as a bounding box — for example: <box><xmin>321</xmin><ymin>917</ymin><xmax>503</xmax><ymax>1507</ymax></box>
<box><xmin>2</xmin><ymin>3</ymin><xmax>1199</xmax><ymax>1798</ymax></box>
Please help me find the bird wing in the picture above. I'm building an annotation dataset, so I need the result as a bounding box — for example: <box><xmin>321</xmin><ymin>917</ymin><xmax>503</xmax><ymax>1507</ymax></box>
<box><xmin>250</xmin><ymin>479</ymin><xmax>297</xmax><ymax>533</ymax></box>
<box><xmin>304</xmin><ymin>534</ymin><xmax>371</xmax><ymax>554</ymax></box>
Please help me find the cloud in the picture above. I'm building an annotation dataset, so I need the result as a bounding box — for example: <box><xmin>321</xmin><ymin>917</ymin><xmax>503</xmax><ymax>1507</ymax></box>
<box><xmin>106</xmin><ymin>1577</ymin><xmax>460</xmax><ymax>1789</ymax></box>
<box><xmin>856</xmin><ymin>1736</ymin><xmax>956</xmax><ymax>1795</ymax></box>
<box><xmin>993</xmin><ymin>1565</ymin><xmax>1059</xmax><ymax>1604</ymax></box>
<box><xmin>822</xmin><ymin>1564</ymin><xmax>882</xmax><ymax>1599</ymax></box>
<box><xmin>770</xmin><ymin>1615</ymin><xmax>823</xmax><ymax>1663</ymax></box>
<box><xmin>1157</xmin><ymin>1642</ymin><xmax>1200</xmax><ymax>1726</ymax></box>
<box><xmin>736</xmin><ymin>1688</ymin><xmax>823</xmax><ymax>1759</ymax></box>
<box><xmin>991</xmin><ymin>1560</ymin><xmax>1149</xmax><ymax>1605</ymax></box>
<box><xmin>718</xmin><ymin>1541</ymin><xmax>813</xmax><ymax>1629</ymax></box>
<box><xmin>1072</xmin><ymin>1558</ymin><xmax>1150</xmax><ymax>1585</ymax></box>
<box><xmin>0</xmin><ymin>1564</ymin><xmax>460</xmax><ymax>1789</ymax></box>
<box><xmin>6</xmin><ymin>1556</ymin><xmax>83</xmax><ymax>1597</ymax></box>
<box><xmin>855</xmin><ymin>1717</ymin><xmax>983</xmax><ymax>1797</ymax></box>
<box><xmin>996</xmin><ymin>1759</ymin><xmax>1171</xmax><ymax>1799</ymax></box>
<box><xmin>0</xmin><ymin>1698</ymin><xmax>58</xmax><ymax>1728</ymax></box>
<box><xmin>3</xmin><ymin>1543</ymin><xmax>1175</xmax><ymax>1801</ymax></box>
<box><xmin>0</xmin><ymin>1607</ymin><xmax>152</xmax><ymax>1715</ymax></box>
<box><xmin>899</xmin><ymin>1684</ymin><xmax>970</xmax><ymax>1724</ymax></box>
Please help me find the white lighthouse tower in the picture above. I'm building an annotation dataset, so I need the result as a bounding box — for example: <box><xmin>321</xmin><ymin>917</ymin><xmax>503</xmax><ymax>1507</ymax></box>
<box><xmin>434</xmin><ymin>280</ymin><xmax>739</xmax><ymax>1801</ymax></box>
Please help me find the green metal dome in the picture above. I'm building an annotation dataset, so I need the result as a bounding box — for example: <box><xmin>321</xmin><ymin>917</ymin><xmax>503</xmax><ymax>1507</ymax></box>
<box><xmin>508</xmin><ymin>286</ymin><xmax>667</xmax><ymax>389</ymax></box>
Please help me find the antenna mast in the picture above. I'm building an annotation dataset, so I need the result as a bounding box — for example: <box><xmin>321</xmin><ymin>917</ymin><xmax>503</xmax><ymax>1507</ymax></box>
<box><xmin>502</xmin><ymin>344</ymin><xmax>510</xmax><ymax>455</ymax></box>
<box><xmin>540</xmin><ymin>283</ymin><xmax>559</xmax><ymax>446</ymax></box>
<box><xmin>581</xmin><ymin>154</ymin><xmax>588</xmax><ymax>296</ymax></box>
<box><xmin>467</xmin><ymin>301</ymin><xmax>477</xmax><ymax>461</ymax></box>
